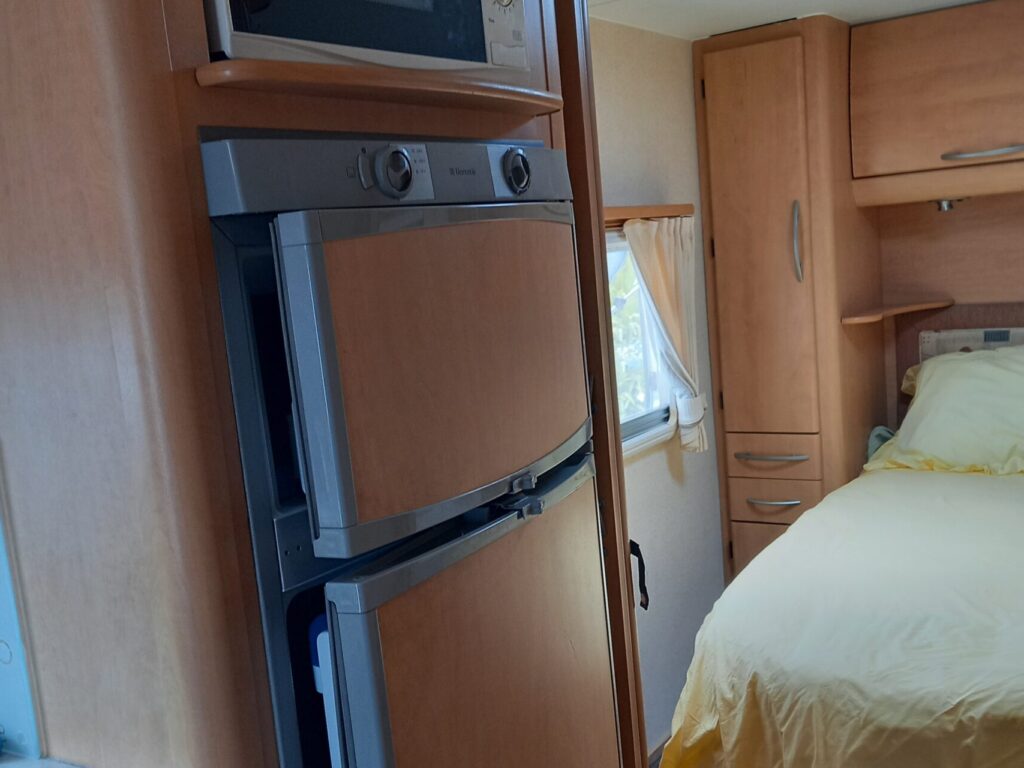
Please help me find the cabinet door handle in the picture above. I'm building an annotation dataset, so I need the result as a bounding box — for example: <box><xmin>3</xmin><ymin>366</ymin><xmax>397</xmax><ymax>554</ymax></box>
<box><xmin>940</xmin><ymin>144</ymin><xmax>1024</xmax><ymax>161</ymax></box>
<box><xmin>791</xmin><ymin>200</ymin><xmax>804</xmax><ymax>283</ymax></box>
<box><xmin>746</xmin><ymin>498</ymin><xmax>802</xmax><ymax>508</ymax></box>
<box><xmin>734</xmin><ymin>452</ymin><xmax>810</xmax><ymax>463</ymax></box>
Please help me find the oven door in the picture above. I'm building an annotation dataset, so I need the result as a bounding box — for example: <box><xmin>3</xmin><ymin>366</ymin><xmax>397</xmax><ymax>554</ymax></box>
<box><xmin>274</xmin><ymin>202</ymin><xmax>590</xmax><ymax>559</ymax></box>
<box><xmin>317</xmin><ymin>455</ymin><xmax>620</xmax><ymax>768</ymax></box>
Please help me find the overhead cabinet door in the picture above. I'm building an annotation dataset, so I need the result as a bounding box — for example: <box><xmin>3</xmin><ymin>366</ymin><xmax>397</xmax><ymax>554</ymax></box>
<box><xmin>851</xmin><ymin>0</ymin><xmax>1024</xmax><ymax>178</ymax></box>
<box><xmin>276</xmin><ymin>204</ymin><xmax>590</xmax><ymax>558</ymax></box>
<box><xmin>704</xmin><ymin>37</ymin><xmax>820</xmax><ymax>435</ymax></box>
<box><xmin>320</xmin><ymin>456</ymin><xmax>620</xmax><ymax>768</ymax></box>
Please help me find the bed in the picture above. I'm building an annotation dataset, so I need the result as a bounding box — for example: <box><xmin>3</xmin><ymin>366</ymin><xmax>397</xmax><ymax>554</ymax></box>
<box><xmin>662</xmin><ymin>343</ymin><xmax>1024</xmax><ymax>768</ymax></box>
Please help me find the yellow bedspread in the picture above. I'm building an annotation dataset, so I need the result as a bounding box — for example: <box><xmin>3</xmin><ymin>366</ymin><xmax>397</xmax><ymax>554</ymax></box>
<box><xmin>662</xmin><ymin>470</ymin><xmax>1024</xmax><ymax>768</ymax></box>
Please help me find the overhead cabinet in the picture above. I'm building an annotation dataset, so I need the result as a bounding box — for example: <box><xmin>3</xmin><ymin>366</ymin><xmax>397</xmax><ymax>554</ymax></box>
<box><xmin>851</xmin><ymin>0</ymin><xmax>1024</xmax><ymax>203</ymax></box>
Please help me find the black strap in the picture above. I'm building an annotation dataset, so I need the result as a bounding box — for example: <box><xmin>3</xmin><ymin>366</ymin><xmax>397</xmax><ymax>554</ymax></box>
<box><xmin>629</xmin><ymin>539</ymin><xmax>650</xmax><ymax>611</ymax></box>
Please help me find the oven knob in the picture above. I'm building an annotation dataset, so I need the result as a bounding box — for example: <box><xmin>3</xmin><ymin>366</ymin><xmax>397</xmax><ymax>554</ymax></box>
<box><xmin>375</xmin><ymin>147</ymin><xmax>414</xmax><ymax>199</ymax></box>
<box><xmin>502</xmin><ymin>148</ymin><xmax>531</xmax><ymax>195</ymax></box>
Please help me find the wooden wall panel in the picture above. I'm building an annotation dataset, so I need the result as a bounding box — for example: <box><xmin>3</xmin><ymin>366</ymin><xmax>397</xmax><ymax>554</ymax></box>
<box><xmin>803</xmin><ymin>20</ymin><xmax>886</xmax><ymax>488</ymax></box>
<box><xmin>880</xmin><ymin>193</ymin><xmax>1024</xmax><ymax>306</ymax></box>
<box><xmin>0</xmin><ymin>2</ymin><xmax>275</xmax><ymax>766</ymax></box>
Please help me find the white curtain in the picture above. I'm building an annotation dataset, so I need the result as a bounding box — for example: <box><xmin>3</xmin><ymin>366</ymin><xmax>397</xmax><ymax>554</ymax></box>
<box><xmin>623</xmin><ymin>216</ymin><xmax>708</xmax><ymax>452</ymax></box>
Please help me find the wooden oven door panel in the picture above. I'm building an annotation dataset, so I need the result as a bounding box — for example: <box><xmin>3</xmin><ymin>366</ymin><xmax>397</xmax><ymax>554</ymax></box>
<box><xmin>325</xmin><ymin>457</ymin><xmax>620</xmax><ymax>768</ymax></box>
<box><xmin>276</xmin><ymin>204</ymin><xmax>590</xmax><ymax>558</ymax></box>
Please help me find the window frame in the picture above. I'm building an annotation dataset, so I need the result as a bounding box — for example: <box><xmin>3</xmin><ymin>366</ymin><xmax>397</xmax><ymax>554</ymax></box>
<box><xmin>604</xmin><ymin>229</ymin><xmax>679</xmax><ymax>450</ymax></box>
<box><xmin>620</xmin><ymin>406</ymin><xmax>672</xmax><ymax>442</ymax></box>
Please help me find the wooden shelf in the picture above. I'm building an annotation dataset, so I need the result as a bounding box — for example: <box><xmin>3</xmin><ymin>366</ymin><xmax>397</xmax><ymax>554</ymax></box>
<box><xmin>603</xmin><ymin>204</ymin><xmax>695</xmax><ymax>229</ymax></box>
<box><xmin>195</xmin><ymin>59</ymin><xmax>564</xmax><ymax>117</ymax></box>
<box><xmin>841</xmin><ymin>299</ymin><xmax>955</xmax><ymax>326</ymax></box>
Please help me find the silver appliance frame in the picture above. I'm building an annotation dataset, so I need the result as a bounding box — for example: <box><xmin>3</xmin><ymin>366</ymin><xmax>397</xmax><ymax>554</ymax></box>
<box><xmin>204</xmin><ymin>134</ymin><xmax>589</xmax><ymax>768</ymax></box>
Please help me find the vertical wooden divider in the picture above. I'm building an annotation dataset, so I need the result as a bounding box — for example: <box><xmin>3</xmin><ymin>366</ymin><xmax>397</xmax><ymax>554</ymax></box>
<box><xmin>554</xmin><ymin>3</ymin><xmax>648</xmax><ymax>766</ymax></box>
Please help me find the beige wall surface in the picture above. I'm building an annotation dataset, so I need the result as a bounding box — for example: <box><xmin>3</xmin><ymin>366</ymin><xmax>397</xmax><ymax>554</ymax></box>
<box><xmin>590</xmin><ymin>19</ymin><xmax>725</xmax><ymax>755</ymax></box>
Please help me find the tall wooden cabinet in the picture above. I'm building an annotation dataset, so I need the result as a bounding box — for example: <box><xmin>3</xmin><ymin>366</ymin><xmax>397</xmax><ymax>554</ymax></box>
<box><xmin>695</xmin><ymin>17</ymin><xmax>886</xmax><ymax>578</ymax></box>
<box><xmin>704</xmin><ymin>37</ymin><xmax>818</xmax><ymax>435</ymax></box>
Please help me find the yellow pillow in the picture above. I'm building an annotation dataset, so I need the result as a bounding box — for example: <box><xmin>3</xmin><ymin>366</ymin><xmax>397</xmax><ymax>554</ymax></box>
<box><xmin>866</xmin><ymin>345</ymin><xmax>1024</xmax><ymax>475</ymax></box>
<box><xmin>901</xmin><ymin>364</ymin><xmax>920</xmax><ymax>396</ymax></box>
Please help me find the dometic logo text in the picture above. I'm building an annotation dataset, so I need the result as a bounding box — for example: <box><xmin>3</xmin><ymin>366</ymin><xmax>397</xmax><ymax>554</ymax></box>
<box><xmin>449</xmin><ymin>167</ymin><xmax>477</xmax><ymax>176</ymax></box>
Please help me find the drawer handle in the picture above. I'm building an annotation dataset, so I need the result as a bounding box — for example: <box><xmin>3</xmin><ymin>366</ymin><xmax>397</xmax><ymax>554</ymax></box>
<box><xmin>746</xmin><ymin>498</ymin><xmax>802</xmax><ymax>508</ymax></box>
<box><xmin>940</xmin><ymin>144</ymin><xmax>1024</xmax><ymax>162</ymax></box>
<box><xmin>734</xmin><ymin>452</ymin><xmax>810</xmax><ymax>463</ymax></box>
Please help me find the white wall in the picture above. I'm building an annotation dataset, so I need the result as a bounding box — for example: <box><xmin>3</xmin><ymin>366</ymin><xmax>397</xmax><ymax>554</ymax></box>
<box><xmin>589</xmin><ymin>19</ymin><xmax>725</xmax><ymax>754</ymax></box>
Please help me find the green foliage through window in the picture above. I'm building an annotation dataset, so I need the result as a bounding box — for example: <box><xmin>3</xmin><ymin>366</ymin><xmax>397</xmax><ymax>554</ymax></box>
<box><xmin>607</xmin><ymin>237</ymin><xmax>664</xmax><ymax>423</ymax></box>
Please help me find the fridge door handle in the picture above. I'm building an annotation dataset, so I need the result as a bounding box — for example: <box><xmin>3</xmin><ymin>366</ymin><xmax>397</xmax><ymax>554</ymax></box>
<box><xmin>499</xmin><ymin>454</ymin><xmax>595</xmax><ymax>517</ymax></box>
<box><xmin>329</xmin><ymin>454</ymin><xmax>598</xmax><ymax>615</ymax></box>
<box><xmin>509</xmin><ymin>470</ymin><xmax>538</xmax><ymax>494</ymax></box>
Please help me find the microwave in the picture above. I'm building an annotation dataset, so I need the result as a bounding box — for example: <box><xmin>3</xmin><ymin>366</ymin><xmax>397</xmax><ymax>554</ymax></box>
<box><xmin>205</xmin><ymin>0</ymin><xmax>530</xmax><ymax>71</ymax></box>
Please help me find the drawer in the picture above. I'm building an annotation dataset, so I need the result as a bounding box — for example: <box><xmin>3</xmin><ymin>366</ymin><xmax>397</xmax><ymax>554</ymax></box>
<box><xmin>731</xmin><ymin>522</ymin><xmax>788</xmax><ymax>575</ymax></box>
<box><xmin>726</xmin><ymin>433</ymin><xmax>822</xmax><ymax>480</ymax></box>
<box><xmin>728</xmin><ymin>478</ymin><xmax>822</xmax><ymax>525</ymax></box>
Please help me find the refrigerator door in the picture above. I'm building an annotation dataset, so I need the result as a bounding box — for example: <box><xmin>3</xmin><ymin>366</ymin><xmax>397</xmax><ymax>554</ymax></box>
<box><xmin>275</xmin><ymin>202</ymin><xmax>591</xmax><ymax>559</ymax></box>
<box><xmin>322</xmin><ymin>455</ymin><xmax>620</xmax><ymax>768</ymax></box>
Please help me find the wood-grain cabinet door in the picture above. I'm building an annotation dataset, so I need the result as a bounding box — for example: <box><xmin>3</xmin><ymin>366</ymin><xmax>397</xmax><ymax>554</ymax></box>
<box><xmin>851</xmin><ymin>0</ymin><xmax>1024</xmax><ymax>178</ymax></box>
<box><xmin>325</xmin><ymin>462</ymin><xmax>620</xmax><ymax>768</ymax></box>
<box><xmin>704</xmin><ymin>37</ymin><xmax>820</xmax><ymax>434</ymax></box>
<box><xmin>731</xmin><ymin>521</ymin><xmax>788</xmax><ymax>574</ymax></box>
<box><xmin>277</xmin><ymin>206</ymin><xmax>590</xmax><ymax>557</ymax></box>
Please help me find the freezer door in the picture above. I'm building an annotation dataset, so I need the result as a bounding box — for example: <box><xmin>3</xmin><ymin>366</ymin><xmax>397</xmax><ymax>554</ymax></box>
<box><xmin>275</xmin><ymin>203</ymin><xmax>591</xmax><ymax>559</ymax></box>
<box><xmin>323</xmin><ymin>456</ymin><xmax>620</xmax><ymax>768</ymax></box>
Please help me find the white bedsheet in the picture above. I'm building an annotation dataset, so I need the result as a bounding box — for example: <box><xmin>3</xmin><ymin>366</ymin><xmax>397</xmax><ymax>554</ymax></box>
<box><xmin>662</xmin><ymin>470</ymin><xmax>1024</xmax><ymax>768</ymax></box>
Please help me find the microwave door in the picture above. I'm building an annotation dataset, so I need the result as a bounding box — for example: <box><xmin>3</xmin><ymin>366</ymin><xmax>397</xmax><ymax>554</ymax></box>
<box><xmin>274</xmin><ymin>204</ymin><xmax>591</xmax><ymax>560</ymax></box>
<box><xmin>320</xmin><ymin>455</ymin><xmax>619</xmax><ymax>768</ymax></box>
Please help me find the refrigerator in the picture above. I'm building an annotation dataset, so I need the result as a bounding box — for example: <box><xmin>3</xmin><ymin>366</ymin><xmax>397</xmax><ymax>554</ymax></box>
<box><xmin>202</xmin><ymin>135</ymin><xmax>620</xmax><ymax>767</ymax></box>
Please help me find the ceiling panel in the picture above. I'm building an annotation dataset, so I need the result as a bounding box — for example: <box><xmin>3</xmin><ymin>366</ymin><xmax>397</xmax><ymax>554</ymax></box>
<box><xmin>588</xmin><ymin>0</ymin><xmax>972</xmax><ymax>40</ymax></box>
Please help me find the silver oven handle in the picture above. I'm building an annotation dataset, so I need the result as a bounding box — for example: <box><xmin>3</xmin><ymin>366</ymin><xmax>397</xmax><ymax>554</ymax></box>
<box><xmin>791</xmin><ymin>200</ymin><xmax>804</xmax><ymax>283</ymax></box>
<box><xmin>746</xmin><ymin>498</ymin><xmax>802</xmax><ymax>508</ymax></box>
<box><xmin>734</xmin><ymin>452</ymin><xmax>810</xmax><ymax>463</ymax></box>
<box><xmin>941</xmin><ymin>144</ymin><xmax>1024</xmax><ymax>161</ymax></box>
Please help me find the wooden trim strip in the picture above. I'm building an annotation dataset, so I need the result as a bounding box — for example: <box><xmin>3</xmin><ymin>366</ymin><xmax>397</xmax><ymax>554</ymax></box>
<box><xmin>603</xmin><ymin>204</ymin><xmax>695</xmax><ymax>230</ymax></box>
<box><xmin>851</xmin><ymin>160</ymin><xmax>1024</xmax><ymax>207</ymax></box>
<box><xmin>195</xmin><ymin>59</ymin><xmax>564</xmax><ymax>116</ymax></box>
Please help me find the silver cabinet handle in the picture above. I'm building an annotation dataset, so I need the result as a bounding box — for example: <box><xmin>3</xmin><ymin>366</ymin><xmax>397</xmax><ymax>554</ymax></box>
<box><xmin>791</xmin><ymin>200</ymin><xmax>804</xmax><ymax>283</ymax></box>
<box><xmin>734</xmin><ymin>452</ymin><xmax>810</xmax><ymax>463</ymax></box>
<box><xmin>746</xmin><ymin>498</ymin><xmax>802</xmax><ymax>508</ymax></box>
<box><xmin>941</xmin><ymin>144</ymin><xmax>1024</xmax><ymax>162</ymax></box>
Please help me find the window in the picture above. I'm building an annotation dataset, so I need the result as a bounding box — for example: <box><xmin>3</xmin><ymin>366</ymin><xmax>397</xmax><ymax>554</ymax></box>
<box><xmin>606</xmin><ymin>231</ymin><xmax>672</xmax><ymax>441</ymax></box>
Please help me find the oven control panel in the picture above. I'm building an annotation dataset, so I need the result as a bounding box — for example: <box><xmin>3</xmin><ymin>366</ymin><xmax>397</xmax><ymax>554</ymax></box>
<box><xmin>364</xmin><ymin>144</ymin><xmax>434</xmax><ymax>201</ymax></box>
<box><xmin>200</xmin><ymin>137</ymin><xmax>572</xmax><ymax>217</ymax></box>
